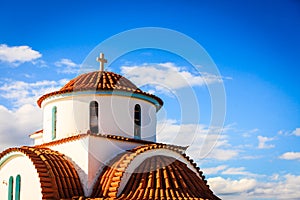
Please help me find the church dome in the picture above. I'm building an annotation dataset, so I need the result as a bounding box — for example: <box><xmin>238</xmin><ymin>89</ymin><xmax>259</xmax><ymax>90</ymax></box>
<box><xmin>37</xmin><ymin>71</ymin><xmax>163</xmax><ymax>108</ymax></box>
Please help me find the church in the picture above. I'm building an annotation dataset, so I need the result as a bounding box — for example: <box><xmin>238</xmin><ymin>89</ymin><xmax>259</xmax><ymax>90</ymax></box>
<box><xmin>0</xmin><ymin>53</ymin><xmax>220</xmax><ymax>200</ymax></box>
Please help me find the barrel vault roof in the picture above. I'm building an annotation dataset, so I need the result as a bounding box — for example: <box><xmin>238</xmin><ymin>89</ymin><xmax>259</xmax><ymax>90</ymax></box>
<box><xmin>0</xmin><ymin>137</ymin><xmax>219</xmax><ymax>200</ymax></box>
<box><xmin>0</xmin><ymin>146</ymin><xmax>84</xmax><ymax>199</ymax></box>
<box><xmin>89</xmin><ymin>144</ymin><xmax>220</xmax><ymax>200</ymax></box>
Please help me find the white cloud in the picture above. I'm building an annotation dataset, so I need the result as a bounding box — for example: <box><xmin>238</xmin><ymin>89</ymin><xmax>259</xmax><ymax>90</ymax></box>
<box><xmin>0</xmin><ymin>78</ymin><xmax>68</xmax><ymax>151</ymax></box>
<box><xmin>209</xmin><ymin>174</ymin><xmax>300</xmax><ymax>199</ymax></box>
<box><xmin>257</xmin><ymin>135</ymin><xmax>275</xmax><ymax>149</ymax></box>
<box><xmin>121</xmin><ymin>62</ymin><xmax>230</xmax><ymax>94</ymax></box>
<box><xmin>0</xmin><ymin>44</ymin><xmax>41</xmax><ymax>65</ymax></box>
<box><xmin>202</xmin><ymin>165</ymin><xmax>227</xmax><ymax>175</ymax></box>
<box><xmin>0</xmin><ymin>79</ymin><xmax>68</xmax><ymax>107</ymax></box>
<box><xmin>55</xmin><ymin>58</ymin><xmax>79</xmax><ymax>74</ymax></box>
<box><xmin>208</xmin><ymin>176</ymin><xmax>257</xmax><ymax>195</ymax></box>
<box><xmin>292</xmin><ymin>128</ymin><xmax>300</xmax><ymax>136</ymax></box>
<box><xmin>32</xmin><ymin>59</ymin><xmax>47</xmax><ymax>68</ymax></box>
<box><xmin>0</xmin><ymin>104</ymin><xmax>41</xmax><ymax>151</ymax></box>
<box><xmin>203</xmin><ymin>165</ymin><xmax>259</xmax><ymax>177</ymax></box>
<box><xmin>221</xmin><ymin>167</ymin><xmax>258</xmax><ymax>177</ymax></box>
<box><xmin>279</xmin><ymin>152</ymin><xmax>300</xmax><ymax>160</ymax></box>
<box><xmin>252</xmin><ymin>174</ymin><xmax>300</xmax><ymax>199</ymax></box>
<box><xmin>242</xmin><ymin>128</ymin><xmax>259</xmax><ymax>138</ymax></box>
<box><xmin>157</xmin><ymin>120</ymin><xmax>238</xmax><ymax>161</ymax></box>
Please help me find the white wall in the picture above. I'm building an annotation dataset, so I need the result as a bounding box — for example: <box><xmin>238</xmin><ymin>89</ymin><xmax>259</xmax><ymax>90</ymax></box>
<box><xmin>50</xmin><ymin>137</ymin><xmax>89</xmax><ymax>195</ymax></box>
<box><xmin>42</xmin><ymin>93</ymin><xmax>157</xmax><ymax>143</ymax></box>
<box><xmin>50</xmin><ymin>135</ymin><xmax>144</xmax><ymax>196</ymax></box>
<box><xmin>0</xmin><ymin>153</ymin><xmax>42</xmax><ymax>200</ymax></box>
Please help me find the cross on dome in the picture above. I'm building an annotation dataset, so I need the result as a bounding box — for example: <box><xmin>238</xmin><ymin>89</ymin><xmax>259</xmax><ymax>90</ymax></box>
<box><xmin>96</xmin><ymin>53</ymin><xmax>107</xmax><ymax>71</ymax></box>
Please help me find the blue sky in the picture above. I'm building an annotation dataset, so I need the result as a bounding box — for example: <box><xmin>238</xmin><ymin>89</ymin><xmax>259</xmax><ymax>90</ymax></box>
<box><xmin>0</xmin><ymin>0</ymin><xmax>300</xmax><ymax>199</ymax></box>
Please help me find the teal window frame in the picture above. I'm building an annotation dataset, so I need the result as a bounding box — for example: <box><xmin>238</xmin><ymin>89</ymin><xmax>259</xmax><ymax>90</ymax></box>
<box><xmin>15</xmin><ymin>175</ymin><xmax>21</xmax><ymax>200</ymax></box>
<box><xmin>52</xmin><ymin>106</ymin><xmax>57</xmax><ymax>140</ymax></box>
<box><xmin>134</xmin><ymin>104</ymin><xmax>141</xmax><ymax>139</ymax></box>
<box><xmin>8</xmin><ymin>176</ymin><xmax>13</xmax><ymax>200</ymax></box>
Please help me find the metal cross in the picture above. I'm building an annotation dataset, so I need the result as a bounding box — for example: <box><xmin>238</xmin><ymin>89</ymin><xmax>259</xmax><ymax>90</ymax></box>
<box><xmin>96</xmin><ymin>53</ymin><xmax>107</xmax><ymax>71</ymax></box>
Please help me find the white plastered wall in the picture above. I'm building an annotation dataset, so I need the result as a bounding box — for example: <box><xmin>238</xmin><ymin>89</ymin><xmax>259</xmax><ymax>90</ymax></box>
<box><xmin>49</xmin><ymin>137</ymin><xmax>89</xmax><ymax>195</ymax></box>
<box><xmin>49</xmin><ymin>135</ymin><xmax>145</xmax><ymax>196</ymax></box>
<box><xmin>41</xmin><ymin>93</ymin><xmax>157</xmax><ymax>144</ymax></box>
<box><xmin>0</xmin><ymin>153</ymin><xmax>42</xmax><ymax>200</ymax></box>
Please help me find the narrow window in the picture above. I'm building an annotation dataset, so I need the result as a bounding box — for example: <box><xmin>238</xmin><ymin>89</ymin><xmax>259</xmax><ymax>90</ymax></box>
<box><xmin>8</xmin><ymin>176</ymin><xmax>13</xmax><ymax>200</ymax></box>
<box><xmin>90</xmin><ymin>101</ymin><xmax>99</xmax><ymax>133</ymax></box>
<box><xmin>134</xmin><ymin>104</ymin><xmax>141</xmax><ymax>139</ymax></box>
<box><xmin>15</xmin><ymin>175</ymin><xmax>21</xmax><ymax>200</ymax></box>
<box><xmin>52</xmin><ymin>106</ymin><xmax>57</xmax><ymax>140</ymax></box>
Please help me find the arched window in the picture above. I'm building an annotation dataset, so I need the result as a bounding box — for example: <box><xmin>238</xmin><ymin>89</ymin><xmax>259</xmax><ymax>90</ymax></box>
<box><xmin>134</xmin><ymin>104</ymin><xmax>141</xmax><ymax>139</ymax></box>
<box><xmin>15</xmin><ymin>175</ymin><xmax>21</xmax><ymax>200</ymax></box>
<box><xmin>8</xmin><ymin>176</ymin><xmax>13</xmax><ymax>200</ymax></box>
<box><xmin>52</xmin><ymin>106</ymin><xmax>57</xmax><ymax>140</ymax></box>
<box><xmin>90</xmin><ymin>101</ymin><xmax>99</xmax><ymax>133</ymax></box>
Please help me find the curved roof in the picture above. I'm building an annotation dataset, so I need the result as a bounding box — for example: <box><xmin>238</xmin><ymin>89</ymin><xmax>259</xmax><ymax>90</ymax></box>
<box><xmin>91</xmin><ymin>144</ymin><xmax>220</xmax><ymax>200</ymax></box>
<box><xmin>0</xmin><ymin>146</ymin><xmax>84</xmax><ymax>199</ymax></box>
<box><xmin>119</xmin><ymin>156</ymin><xmax>216</xmax><ymax>200</ymax></box>
<box><xmin>37</xmin><ymin>71</ymin><xmax>163</xmax><ymax>107</ymax></box>
<box><xmin>0</xmin><ymin>143</ymin><xmax>219</xmax><ymax>200</ymax></box>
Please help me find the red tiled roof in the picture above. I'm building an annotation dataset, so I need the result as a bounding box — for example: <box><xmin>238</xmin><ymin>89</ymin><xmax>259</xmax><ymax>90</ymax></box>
<box><xmin>29</xmin><ymin>129</ymin><xmax>43</xmax><ymax>136</ymax></box>
<box><xmin>0</xmin><ymin>146</ymin><xmax>84</xmax><ymax>199</ymax></box>
<box><xmin>34</xmin><ymin>132</ymin><xmax>187</xmax><ymax>151</ymax></box>
<box><xmin>0</xmin><ymin>142</ymin><xmax>219</xmax><ymax>200</ymax></box>
<box><xmin>37</xmin><ymin>71</ymin><xmax>163</xmax><ymax>107</ymax></box>
<box><xmin>91</xmin><ymin>144</ymin><xmax>220</xmax><ymax>200</ymax></box>
<box><xmin>119</xmin><ymin>156</ymin><xmax>217</xmax><ymax>200</ymax></box>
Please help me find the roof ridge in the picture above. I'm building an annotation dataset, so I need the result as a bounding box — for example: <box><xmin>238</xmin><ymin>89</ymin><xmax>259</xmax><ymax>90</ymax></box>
<box><xmin>0</xmin><ymin>146</ymin><xmax>84</xmax><ymax>199</ymax></box>
<box><xmin>91</xmin><ymin>143</ymin><xmax>215</xmax><ymax>199</ymax></box>
<box><xmin>34</xmin><ymin>132</ymin><xmax>187</xmax><ymax>151</ymax></box>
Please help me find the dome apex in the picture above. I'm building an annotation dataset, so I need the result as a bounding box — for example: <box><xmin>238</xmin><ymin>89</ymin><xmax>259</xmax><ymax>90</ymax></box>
<box><xmin>37</xmin><ymin>71</ymin><xmax>163</xmax><ymax>108</ymax></box>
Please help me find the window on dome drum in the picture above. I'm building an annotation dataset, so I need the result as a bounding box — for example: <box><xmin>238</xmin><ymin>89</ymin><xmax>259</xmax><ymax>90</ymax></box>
<box><xmin>90</xmin><ymin>101</ymin><xmax>99</xmax><ymax>133</ymax></box>
<box><xmin>15</xmin><ymin>175</ymin><xmax>21</xmax><ymax>200</ymax></box>
<box><xmin>8</xmin><ymin>176</ymin><xmax>13</xmax><ymax>200</ymax></box>
<box><xmin>52</xmin><ymin>106</ymin><xmax>57</xmax><ymax>140</ymax></box>
<box><xmin>134</xmin><ymin>104</ymin><xmax>141</xmax><ymax>139</ymax></box>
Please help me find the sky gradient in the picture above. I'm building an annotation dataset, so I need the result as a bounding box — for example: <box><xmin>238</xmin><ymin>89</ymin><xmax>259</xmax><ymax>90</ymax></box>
<box><xmin>0</xmin><ymin>0</ymin><xmax>300</xmax><ymax>199</ymax></box>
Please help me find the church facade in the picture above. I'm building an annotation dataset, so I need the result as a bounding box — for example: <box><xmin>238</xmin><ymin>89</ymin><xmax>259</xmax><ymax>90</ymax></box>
<box><xmin>0</xmin><ymin>54</ymin><xmax>220</xmax><ymax>200</ymax></box>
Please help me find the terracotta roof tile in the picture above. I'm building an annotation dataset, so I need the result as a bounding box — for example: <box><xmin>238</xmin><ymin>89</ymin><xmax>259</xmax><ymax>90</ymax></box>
<box><xmin>35</xmin><ymin>132</ymin><xmax>187</xmax><ymax>152</ymax></box>
<box><xmin>0</xmin><ymin>147</ymin><xmax>84</xmax><ymax>199</ymax></box>
<box><xmin>89</xmin><ymin>144</ymin><xmax>220</xmax><ymax>200</ymax></box>
<box><xmin>29</xmin><ymin>129</ymin><xmax>43</xmax><ymax>136</ymax></box>
<box><xmin>37</xmin><ymin>71</ymin><xmax>163</xmax><ymax>107</ymax></box>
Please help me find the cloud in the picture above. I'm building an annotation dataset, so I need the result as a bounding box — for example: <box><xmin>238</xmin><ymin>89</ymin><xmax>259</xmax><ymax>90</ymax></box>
<box><xmin>209</xmin><ymin>174</ymin><xmax>300</xmax><ymax>199</ymax></box>
<box><xmin>252</xmin><ymin>174</ymin><xmax>300</xmax><ymax>199</ymax></box>
<box><xmin>221</xmin><ymin>167</ymin><xmax>258</xmax><ymax>177</ymax></box>
<box><xmin>242</xmin><ymin>128</ymin><xmax>259</xmax><ymax>138</ymax></box>
<box><xmin>0</xmin><ymin>44</ymin><xmax>41</xmax><ymax>65</ymax></box>
<box><xmin>257</xmin><ymin>135</ymin><xmax>275</xmax><ymax>149</ymax></box>
<box><xmin>279</xmin><ymin>152</ymin><xmax>300</xmax><ymax>160</ymax></box>
<box><xmin>32</xmin><ymin>59</ymin><xmax>47</xmax><ymax>68</ymax></box>
<box><xmin>157</xmin><ymin>120</ymin><xmax>238</xmax><ymax>161</ymax></box>
<box><xmin>292</xmin><ymin>128</ymin><xmax>300</xmax><ymax>136</ymax></box>
<box><xmin>55</xmin><ymin>58</ymin><xmax>79</xmax><ymax>74</ymax></box>
<box><xmin>0</xmin><ymin>104</ymin><xmax>41</xmax><ymax>151</ymax></box>
<box><xmin>0</xmin><ymin>78</ymin><xmax>68</xmax><ymax>151</ymax></box>
<box><xmin>202</xmin><ymin>165</ymin><xmax>227</xmax><ymax>175</ymax></box>
<box><xmin>208</xmin><ymin>176</ymin><xmax>257</xmax><ymax>195</ymax></box>
<box><xmin>203</xmin><ymin>165</ymin><xmax>258</xmax><ymax>177</ymax></box>
<box><xmin>120</xmin><ymin>62</ymin><xmax>230</xmax><ymax>94</ymax></box>
<box><xmin>0</xmin><ymin>79</ymin><xmax>68</xmax><ymax>107</ymax></box>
